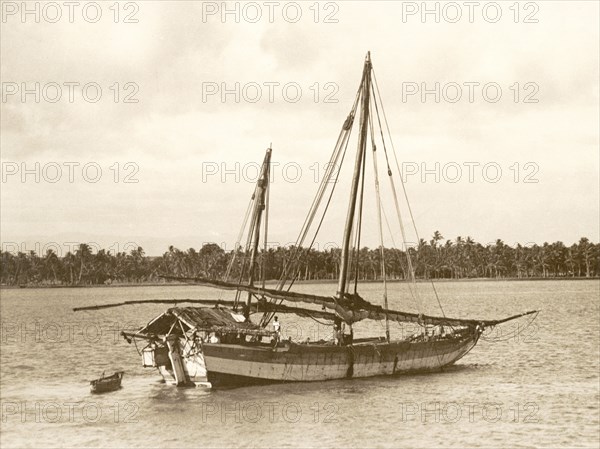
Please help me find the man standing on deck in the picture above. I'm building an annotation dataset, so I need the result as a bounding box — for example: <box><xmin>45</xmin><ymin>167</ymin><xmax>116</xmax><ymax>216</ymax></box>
<box><xmin>273</xmin><ymin>316</ymin><xmax>281</xmax><ymax>342</ymax></box>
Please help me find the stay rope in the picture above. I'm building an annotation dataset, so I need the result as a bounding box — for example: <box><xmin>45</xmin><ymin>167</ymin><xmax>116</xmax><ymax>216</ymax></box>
<box><xmin>221</xmin><ymin>191</ymin><xmax>254</xmax><ymax>303</ymax></box>
<box><xmin>372</xmin><ymin>69</ymin><xmax>448</xmax><ymax>319</ymax></box>
<box><xmin>369</xmin><ymin>75</ymin><xmax>424</xmax><ymax>315</ymax></box>
<box><xmin>367</xmin><ymin>97</ymin><xmax>390</xmax><ymax>341</ymax></box>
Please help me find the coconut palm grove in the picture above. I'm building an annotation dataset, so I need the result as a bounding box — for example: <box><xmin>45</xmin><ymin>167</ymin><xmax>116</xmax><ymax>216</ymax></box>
<box><xmin>1</xmin><ymin>233</ymin><xmax>598</xmax><ymax>286</ymax></box>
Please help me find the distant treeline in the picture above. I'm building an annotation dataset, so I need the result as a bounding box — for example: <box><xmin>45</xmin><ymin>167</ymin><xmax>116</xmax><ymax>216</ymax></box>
<box><xmin>1</xmin><ymin>233</ymin><xmax>598</xmax><ymax>286</ymax></box>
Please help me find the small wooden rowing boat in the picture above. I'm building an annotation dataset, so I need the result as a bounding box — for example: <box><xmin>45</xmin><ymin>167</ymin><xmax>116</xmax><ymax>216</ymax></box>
<box><xmin>90</xmin><ymin>371</ymin><xmax>124</xmax><ymax>393</ymax></box>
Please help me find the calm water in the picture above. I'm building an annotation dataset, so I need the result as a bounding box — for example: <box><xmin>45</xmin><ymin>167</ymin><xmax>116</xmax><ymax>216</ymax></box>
<box><xmin>1</xmin><ymin>280</ymin><xmax>598</xmax><ymax>448</ymax></box>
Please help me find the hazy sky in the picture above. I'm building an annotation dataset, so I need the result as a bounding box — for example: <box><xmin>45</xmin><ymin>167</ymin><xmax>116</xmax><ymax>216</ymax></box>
<box><xmin>1</xmin><ymin>1</ymin><xmax>598</xmax><ymax>256</ymax></box>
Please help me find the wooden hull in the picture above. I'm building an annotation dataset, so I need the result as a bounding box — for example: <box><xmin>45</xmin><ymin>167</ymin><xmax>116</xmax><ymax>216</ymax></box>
<box><xmin>152</xmin><ymin>334</ymin><xmax>479</xmax><ymax>388</ymax></box>
<box><xmin>205</xmin><ymin>336</ymin><xmax>478</xmax><ymax>387</ymax></box>
<box><xmin>90</xmin><ymin>371</ymin><xmax>124</xmax><ymax>393</ymax></box>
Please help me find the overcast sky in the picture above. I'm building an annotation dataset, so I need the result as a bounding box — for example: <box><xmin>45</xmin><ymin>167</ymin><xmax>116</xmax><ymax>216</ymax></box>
<box><xmin>1</xmin><ymin>1</ymin><xmax>598</xmax><ymax>256</ymax></box>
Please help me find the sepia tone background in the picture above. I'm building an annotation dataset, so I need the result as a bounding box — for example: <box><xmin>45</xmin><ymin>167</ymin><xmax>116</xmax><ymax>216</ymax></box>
<box><xmin>1</xmin><ymin>1</ymin><xmax>598</xmax><ymax>255</ymax></box>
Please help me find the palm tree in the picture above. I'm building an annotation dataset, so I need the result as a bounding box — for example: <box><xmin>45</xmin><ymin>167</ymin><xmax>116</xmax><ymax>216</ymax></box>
<box><xmin>548</xmin><ymin>241</ymin><xmax>566</xmax><ymax>277</ymax></box>
<box><xmin>93</xmin><ymin>249</ymin><xmax>112</xmax><ymax>284</ymax></box>
<box><xmin>128</xmin><ymin>246</ymin><xmax>146</xmax><ymax>282</ymax></box>
<box><xmin>199</xmin><ymin>243</ymin><xmax>226</xmax><ymax>279</ymax></box>
<box><xmin>27</xmin><ymin>250</ymin><xmax>41</xmax><ymax>284</ymax></box>
<box><xmin>413</xmin><ymin>238</ymin><xmax>430</xmax><ymax>279</ymax></box>
<box><xmin>429</xmin><ymin>231</ymin><xmax>444</xmax><ymax>278</ymax></box>
<box><xmin>578</xmin><ymin>237</ymin><xmax>593</xmax><ymax>277</ymax></box>
<box><xmin>43</xmin><ymin>249</ymin><xmax>60</xmax><ymax>284</ymax></box>
<box><xmin>63</xmin><ymin>252</ymin><xmax>76</xmax><ymax>285</ymax></box>
<box><xmin>75</xmin><ymin>243</ymin><xmax>92</xmax><ymax>284</ymax></box>
<box><xmin>462</xmin><ymin>236</ymin><xmax>476</xmax><ymax>278</ymax></box>
<box><xmin>0</xmin><ymin>251</ymin><xmax>17</xmax><ymax>285</ymax></box>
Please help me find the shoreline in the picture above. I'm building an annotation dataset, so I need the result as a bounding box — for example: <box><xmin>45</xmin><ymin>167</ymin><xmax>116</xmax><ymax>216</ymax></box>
<box><xmin>2</xmin><ymin>276</ymin><xmax>598</xmax><ymax>290</ymax></box>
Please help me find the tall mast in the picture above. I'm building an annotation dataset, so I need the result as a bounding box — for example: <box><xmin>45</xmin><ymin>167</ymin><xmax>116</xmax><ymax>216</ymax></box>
<box><xmin>337</xmin><ymin>52</ymin><xmax>372</xmax><ymax>299</ymax></box>
<box><xmin>245</xmin><ymin>147</ymin><xmax>272</xmax><ymax>320</ymax></box>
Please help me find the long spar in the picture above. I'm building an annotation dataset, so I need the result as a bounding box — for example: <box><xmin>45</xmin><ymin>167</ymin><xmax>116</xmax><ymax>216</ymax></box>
<box><xmin>155</xmin><ymin>275</ymin><xmax>538</xmax><ymax>327</ymax></box>
<box><xmin>337</xmin><ymin>52</ymin><xmax>372</xmax><ymax>299</ymax></box>
<box><xmin>73</xmin><ymin>298</ymin><xmax>338</xmax><ymax>321</ymax></box>
<box><xmin>243</xmin><ymin>148</ymin><xmax>272</xmax><ymax>320</ymax></box>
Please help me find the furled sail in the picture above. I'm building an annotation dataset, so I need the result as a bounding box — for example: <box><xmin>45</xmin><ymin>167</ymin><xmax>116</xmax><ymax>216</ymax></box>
<box><xmin>159</xmin><ymin>275</ymin><xmax>537</xmax><ymax>327</ymax></box>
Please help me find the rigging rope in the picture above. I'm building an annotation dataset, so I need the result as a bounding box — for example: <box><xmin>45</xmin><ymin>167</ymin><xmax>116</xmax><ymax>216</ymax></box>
<box><xmin>369</xmin><ymin>77</ymin><xmax>424</xmax><ymax>315</ymax></box>
<box><xmin>371</xmin><ymin>69</ymin><xmax>448</xmax><ymax>319</ymax></box>
<box><xmin>258</xmin><ymin>60</ymin><xmax>457</xmax><ymax>330</ymax></box>
<box><xmin>352</xmin><ymin>145</ymin><xmax>367</xmax><ymax>294</ymax></box>
<box><xmin>261</xmin><ymin>163</ymin><xmax>271</xmax><ymax>292</ymax></box>
<box><xmin>368</xmin><ymin>99</ymin><xmax>390</xmax><ymax>341</ymax></box>
<box><xmin>221</xmin><ymin>191</ymin><xmax>254</xmax><ymax>303</ymax></box>
<box><xmin>276</xmin><ymin>78</ymin><xmax>363</xmax><ymax>289</ymax></box>
<box><xmin>260</xmin><ymin>119</ymin><xmax>355</xmax><ymax>328</ymax></box>
<box><xmin>282</xmin><ymin>120</ymin><xmax>353</xmax><ymax>293</ymax></box>
<box><xmin>233</xmin><ymin>194</ymin><xmax>258</xmax><ymax>309</ymax></box>
<box><xmin>259</xmin><ymin>85</ymin><xmax>362</xmax><ymax>327</ymax></box>
<box><xmin>275</xmin><ymin>101</ymin><xmax>359</xmax><ymax>291</ymax></box>
<box><xmin>223</xmin><ymin>195</ymin><xmax>253</xmax><ymax>281</ymax></box>
<box><xmin>305</xmin><ymin>313</ymin><xmax>335</xmax><ymax>327</ymax></box>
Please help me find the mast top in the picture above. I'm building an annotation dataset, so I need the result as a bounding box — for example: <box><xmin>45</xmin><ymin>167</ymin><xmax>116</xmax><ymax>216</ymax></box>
<box><xmin>364</xmin><ymin>52</ymin><xmax>372</xmax><ymax>72</ymax></box>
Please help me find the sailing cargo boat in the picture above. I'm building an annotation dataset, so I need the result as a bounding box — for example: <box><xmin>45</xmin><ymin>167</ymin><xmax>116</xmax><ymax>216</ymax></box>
<box><xmin>76</xmin><ymin>53</ymin><xmax>536</xmax><ymax>388</ymax></box>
